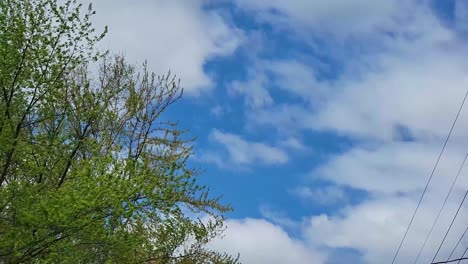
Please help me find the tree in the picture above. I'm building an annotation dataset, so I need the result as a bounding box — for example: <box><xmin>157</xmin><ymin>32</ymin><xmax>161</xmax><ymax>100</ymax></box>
<box><xmin>0</xmin><ymin>1</ymin><xmax>239</xmax><ymax>263</ymax></box>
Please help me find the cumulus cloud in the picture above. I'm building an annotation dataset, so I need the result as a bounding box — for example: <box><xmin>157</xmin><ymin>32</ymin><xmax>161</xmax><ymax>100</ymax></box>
<box><xmin>244</xmin><ymin>36</ymin><xmax>468</xmax><ymax>142</ymax></box>
<box><xmin>84</xmin><ymin>1</ymin><xmax>468</xmax><ymax>263</ymax></box>
<box><xmin>313</xmin><ymin>141</ymin><xmax>468</xmax><ymax>195</ymax></box>
<box><xmin>310</xmin><ymin>50</ymin><xmax>468</xmax><ymax>142</ymax></box>
<box><xmin>306</xmin><ymin>194</ymin><xmax>468</xmax><ymax>264</ymax></box>
<box><xmin>209</xmin><ymin>218</ymin><xmax>325</xmax><ymax>264</ymax></box>
<box><xmin>91</xmin><ymin>0</ymin><xmax>243</xmax><ymax>94</ymax></box>
<box><xmin>227</xmin><ymin>1</ymin><xmax>468</xmax><ymax>263</ymax></box>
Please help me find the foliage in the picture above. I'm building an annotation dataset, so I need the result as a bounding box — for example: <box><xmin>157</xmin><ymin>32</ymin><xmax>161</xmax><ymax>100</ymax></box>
<box><xmin>0</xmin><ymin>1</ymin><xmax>239</xmax><ymax>263</ymax></box>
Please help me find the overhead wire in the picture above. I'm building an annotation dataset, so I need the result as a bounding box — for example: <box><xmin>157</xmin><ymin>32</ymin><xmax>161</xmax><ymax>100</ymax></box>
<box><xmin>431</xmin><ymin>183</ymin><xmax>468</xmax><ymax>263</ymax></box>
<box><xmin>391</xmin><ymin>88</ymin><xmax>468</xmax><ymax>264</ymax></box>
<box><xmin>431</xmin><ymin>255</ymin><xmax>468</xmax><ymax>264</ymax></box>
<box><xmin>412</xmin><ymin>153</ymin><xmax>468</xmax><ymax>264</ymax></box>
<box><xmin>446</xmin><ymin>222</ymin><xmax>468</xmax><ymax>262</ymax></box>
<box><xmin>456</xmin><ymin>247</ymin><xmax>468</xmax><ymax>264</ymax></box>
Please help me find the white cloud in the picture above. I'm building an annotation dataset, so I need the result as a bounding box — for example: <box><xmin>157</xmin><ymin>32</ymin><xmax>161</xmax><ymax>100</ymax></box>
<box><xmin>259</xmin><ymin>206</ymin><xmax>301</xmax><ymax>231</ymax></box>
<box><xmin>313</xmin><ymin>141</ymin><xmax>468</xmax><ymax>195</ymax></box>
<box><xmin>264</xmin><ymin>60</ymin><xmax>326</xmax><ymax>101</ymax></box>
<box><xmin>233</xmin><ymin>0</ymin><xmax>417</xmax><ymax>37</ymax></box>
<box><xmin>209</xmin><ymin>218</ymin><xmax>325</xmax><ymax>264</ymax></box>
<box><xmin>246</xmin><ymin>104</ymin><xmax>312</xmax><ymax>135</ymax></box>
<box><xmin>83</xmin><ymin>1</ymin><xmax>468</xmax><ymax>263</ymax></box>
<box><xmin>306</xmin><ymin>194</ymin><xmax>468</xmax><ymax>264</ymax></box>
<box><xmin>210</xmin><ymin>105</ymin><xmax>224</xmax><ymax>117</ymax></box>
<box><xmin>233</xmin><ymin>0</ymin><xmax>464</xmax><ymax>142</ymax></box>
<box><xmin>291</xmin><ymin>186</ymin><xmax>347</xmax><ymax>205</ymax></box>
<box><xmin>226</xmin><ymin>1</ymin><xmax>468</xmax><ymax>263</ymax></box>
<box><xmin>245</xmin><ymin>39</ymin><xmax>468</xmax><ymax>142</ymax></box>
<box><xmin>91</xmin><ymin>0</ymin><xmax>243</xmax><ymax>94</ymax></box>
<box><xmin>200</xmin><ymin>129</ymin><xmax>288</xmax><ymax>167</ymax></box>
<box><xmin>228</xmin><ymin>59</ymin><xmax>326</xmax><ymax>110</ymax></box>
<box><xmin>279</xmin><ymin>137</ymin><xmax>306</xmax><ymax>151</ymax></box>
<box><xmin>229</xmin><ymin>74</ymin><xmax>273</xmax><ymax>109</ymax></box>
<box><xmin>310</xmin><ymin>49</ymin><xmax>468</xmax><ymax>142</ymax></box>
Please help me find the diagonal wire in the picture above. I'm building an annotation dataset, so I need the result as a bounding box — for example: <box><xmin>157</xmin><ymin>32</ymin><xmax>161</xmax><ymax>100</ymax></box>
<box><xmin>447</xmin><ymin>224</ymin><xmax>468</xmax><ymax>261</ymax></box>
<box><xmin>413</xmin><ymin>153</ymin><xmax>468</xmax><ymax>264</ymax></box>
<box><xmin>432</xmin><ymin>247</ymin><xmax>468</xmax><ymax>264</ymax></box>
<box><xmin>430</xmin><ymin>255</ymin><xmax>468</xmax><ymax>264</ymax></box>
<box><xmin>432</xmin><ymin>186</ymin><xmax>468</xmax><ymax>263</ymax></box>
<box><xmin>391</xmin><ymin>88</ymin><xmax>468</xmax><ymax>264</ymax></box>
<box><xmin>456</xmin><ymin>246</ymin><xmax>468</xmax><ymax>264</ymax></box>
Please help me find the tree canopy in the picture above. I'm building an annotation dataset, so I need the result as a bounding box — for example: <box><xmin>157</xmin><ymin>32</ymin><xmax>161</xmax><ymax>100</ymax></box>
<box><xmin>0</xmin><ymin>0</ymin><xmax>238</xmax><ymax>263</ymax></box>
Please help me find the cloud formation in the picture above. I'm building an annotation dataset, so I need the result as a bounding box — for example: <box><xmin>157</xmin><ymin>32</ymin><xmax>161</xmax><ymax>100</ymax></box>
<box><xmin>91</xmin><ymin>0</ymin><xmax>243</xmax><ymax>94</ymax></box>
<box><xmin>200</xmin><ymin>129</ymin><xmax>288</xmax><ymax>167</ymax></box>
<box><xmin>86</xmin><ymin>0</ymin><xmax>468</xmax><ymax>263</ymax></box>
<box><xmin>233</xmin><ymin>0</ymin><xmax>417</xmax><ymax>37</ymax></box>
<box><xmin>226</xmin><ymin>1</ymin><xmax>468</xmax><ymax>263</ymax></box>
<box><xmin>209</xmin><ymin>218</ymin><xmax>325</xmax><ymax>264</ymax></box>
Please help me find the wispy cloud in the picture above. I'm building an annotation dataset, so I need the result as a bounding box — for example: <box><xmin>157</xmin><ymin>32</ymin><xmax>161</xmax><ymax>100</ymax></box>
<box><xmin>290</xmin><ymin>186</ymin><xmax>347</xmax><ymax>205</ymax></box>
<box><xmin>199</xmin><ymin>129</ymin><xmax>288</xmax><ymax>168</ymax></box>
<box><xmin>278</xmin><ymin>137</ymin><xmax>306</xmax><ymax>151</ymax></box>
<box><xmin>233</xmin><ymin>0</ymin><xmax>416</xmax><ymax>37</ymax></box>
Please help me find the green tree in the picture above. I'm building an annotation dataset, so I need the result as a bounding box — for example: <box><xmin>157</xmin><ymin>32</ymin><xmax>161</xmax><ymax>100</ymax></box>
<box><xmin>0</xmin><ymin>1</ymin><xmax>238</xmax><ymax>263</ymax></box>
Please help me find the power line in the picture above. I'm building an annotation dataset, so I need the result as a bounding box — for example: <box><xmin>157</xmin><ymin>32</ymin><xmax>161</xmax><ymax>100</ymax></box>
<box><xmin>456</xmin><ymin>247</ymin><xmax>468</xmax><ymax>264</ymax></box>
<box><xmin>431</xmin><ymin>256</ymin><xmax>468</xmax><ymax>264</ymax></box>
<box><xmin>391</xmin><ymin>88</ymin><xmax>468</xmax><ymax>264</ymax></box>
<box><xmin>455</xmin><ymin>247</ymin><xmax>468</xmax><ymax>264</ymax></box>
<box><xmin>431</xmin><ymin>185</ymin><xmax>468</xmax><ymax>263</ymax></box>
<box><xmin>431</xmin><ymin>246</ymin><xmax>468</xmax><ymax>264</ymax></box>
<box><xmin>447</xmin><ymin>224</ymin><xmax>468</xmax><ymax>261</ymax></box>
<box><xmin>413</xmin><ymin>153</ymin><xmax>468</xmax><ymax>264</ymax></box>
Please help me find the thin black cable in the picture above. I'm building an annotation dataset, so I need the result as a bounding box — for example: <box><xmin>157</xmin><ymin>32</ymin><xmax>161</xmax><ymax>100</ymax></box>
<box><xmin>447</xmin><ymin>224</ymin><xmax>468</xmax><ymax>261</ymax></box>
<box><xmin>432</xmin><ymin>187</ymin><xmax>468</xmax><ymax>262</ymax></box>
<box><xmin>431</xmin><ymin>256</ymin><xmax>468</xmax><ymax>264</ymax></box>
<box><xmin>456</xmin><ymin>247</ymin><xmax>468</xmax><ymax>264</ymax></box>
<box><xmin>391</xmin><ymin>88</ymin><xmax>468</xmax><ymax>264</ymax></box>
<box><xmin>413</xmin><ymin>153</ymin><xmax>468</xmax><ymax>264</ymax></box>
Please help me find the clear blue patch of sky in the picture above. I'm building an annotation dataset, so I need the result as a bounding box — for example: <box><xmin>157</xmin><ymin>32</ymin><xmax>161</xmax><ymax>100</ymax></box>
<box><xmin>394</xmin><ymin>124</ymin><xmax>416</xmax><ymax>142</ymax></box>
<box><xmin>326</xmin><ymin>248</ymin><xmax>365</xmax><ymax>264</ymax></box>
<box><xmin>430</xmin><ymin>0</ymin><xmax>456</xmax><ymax>27</ymax></box>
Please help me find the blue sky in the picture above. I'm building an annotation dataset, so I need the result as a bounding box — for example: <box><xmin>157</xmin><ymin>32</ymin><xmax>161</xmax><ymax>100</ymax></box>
<box><xmin>91</xmin><ymin>1</ymin><xmax>468</xmax><ymax>263</ymax></box>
